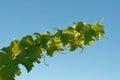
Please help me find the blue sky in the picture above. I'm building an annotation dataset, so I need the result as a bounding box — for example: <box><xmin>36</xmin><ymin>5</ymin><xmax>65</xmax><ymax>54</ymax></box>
<box><xmin>0</xmin><ymin>0</ymin><xmax>120</xmax><ymax>80</ymax></box>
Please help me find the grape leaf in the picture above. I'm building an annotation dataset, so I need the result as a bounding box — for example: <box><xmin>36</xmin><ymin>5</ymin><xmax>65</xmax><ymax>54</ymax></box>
<box><xmin>19</xmin><ymin>35</ymin><xmax>34</xmax><ymax>50</ymax></box>
<box><xmin>0</xmin><ymin>21</ymin><xmax>104</xmax><ymax>80</ymax></box>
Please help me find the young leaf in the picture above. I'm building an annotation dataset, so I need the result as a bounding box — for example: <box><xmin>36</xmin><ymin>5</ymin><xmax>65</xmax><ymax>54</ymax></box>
<box><xmin>10</xmin><ymin>40</ymin><xmax>20</xmax><ymax>54</ymax></box>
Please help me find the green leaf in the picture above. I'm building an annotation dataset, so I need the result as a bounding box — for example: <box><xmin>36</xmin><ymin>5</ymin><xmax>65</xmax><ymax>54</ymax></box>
<box><xmin>19</xmin><ymin>35</ymin><xmax>34</xmax><ymax>50</ymax></box>
<box><xmin>1</xmin><ymin>47</ymin><xmax>12</xmax><ymax>56</ymax></box>
<box><xmin>60</xmin><ymin>33</ymin><xmax>73</xmax><ymax>46</ymax></box>
<box><xmin>54</xmin><ymin>36</ymin><xmax>61</xmax><ymax>43</ymax></box>
<box><xmin>0</xmin><ymin>61</ymin><xmax>20</xmax><ymax>80</ymax></box>
<box><xmin>0</xmin><ymin>20</ymin><xmax>105</xmax><ymax>80</ymax></box>
<box><xmin>24</xmin><ymin>46</ymin><xmax>42</xmax><ymax>61</ymax></box>
<box><xmin>16</xmin><ymin>46</ymin><xmax>42</xmax><ymax>72</ymax></box>
<box><xmin>0</xmin><ymin>52</ymin><xmax>10</xmax><ymax>68</ymax></box>
<box><xmin>69</xmin><ymin>41</ymin><xmax>78</xmax><ymax>51</ymax></box>
<box><xmin>48</xmin><ymin>37</ymin><xmax>65</xmax><ymax>56</ymax></box>
<box><xmin>91</xmin><ymin>22</ymin><xmax>104</xmax><ymax>39</ymax></box>
<box><xmin>15</xmin><ymin>68</ymin><xmax>21</xmax><ymax>76</ymax></box>
<box><xmin>43</xmin><ymin>31</ymin><xmax>51</xmax><ymax>36</ymax></box>
<box><xmin>66</xmin><ymin>26</ymin><xmax>74</xmax><ymax>31</ymax></box>
<box><xmin>92</xmin><ymin>22</ymin><xmax>104</xmax><ymax>32</ymax></box>
<box><xmin>33</xmin><ymin>32</ymin><xmax>41</xmax><ymax>39</ymax></box>
<box><xmin>10</xmin><ymin>39</ymin><xmax>20</xmax><ymax>54</ymax></box>
<box><xmin>46</xmin><ymin>40</ymin><xmax>57</xmax><ymax>56</ymax></box>
<box><xmin>84</xmin><ymin>30</ymin><xmax>95</xmax><ymax>45</ymax></box>
<box><xmin>73</xmin><ymin>21</ymin><xmax>85</xmax><ymax>32</ymax></box>
<box><xmin>19</xmin><ymin>58</ymin><xmax>34</xmax><ymax>72</ymax></box>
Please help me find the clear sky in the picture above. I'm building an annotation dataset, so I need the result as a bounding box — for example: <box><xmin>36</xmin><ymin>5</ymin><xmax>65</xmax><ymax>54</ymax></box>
<box><xmin>0</xmin><ymin>0</ymin><xmax>120</xmax><ymax>80</ymax></box>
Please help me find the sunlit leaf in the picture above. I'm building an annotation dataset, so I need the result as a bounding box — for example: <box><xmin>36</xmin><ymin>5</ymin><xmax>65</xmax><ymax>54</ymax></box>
<box><xmin>92</xmin><ymin>22</ymin><xmax>104</xmax><ymax>32</ymax></box>
<box><xmin>73</xmin><ymin>21</ymin><xmax>85</xmax><ymax>32</ymax></box>
<box><xmin>10</xmin><ymin>40</ymin><xmax>20</xmax><ymax>54</ymax></box>
<box><xmin>92</xmin><ymin>22</ymin><xmax>104</xmax><ymax>39</ymax></box>
<box><xmin>0</xmin><ymin>21</ymin><xmax>104</xmax><ymax>80</ymax></box>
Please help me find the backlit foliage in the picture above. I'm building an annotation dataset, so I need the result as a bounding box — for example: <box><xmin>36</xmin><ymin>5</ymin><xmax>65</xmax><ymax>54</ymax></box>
<box><xmin>0</xmin><ymin>21</ymin><xmax>104</xmax><ymax>80</ymax></box>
